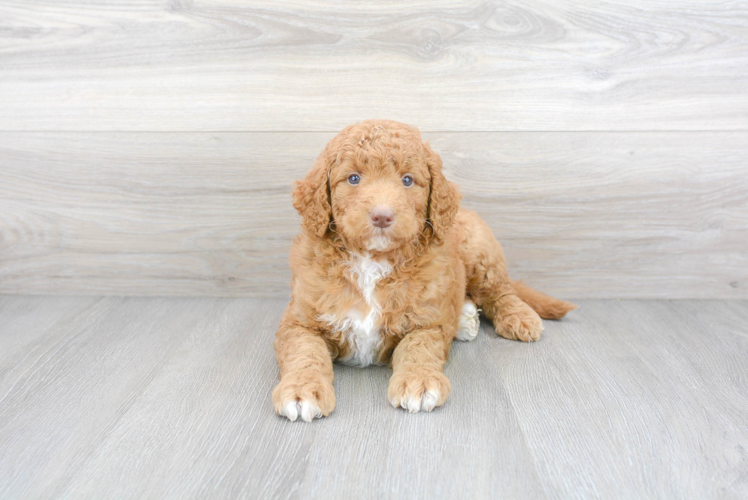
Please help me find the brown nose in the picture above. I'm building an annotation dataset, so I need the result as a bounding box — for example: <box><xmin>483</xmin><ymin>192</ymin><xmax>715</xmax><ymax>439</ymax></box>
<box><xmin>370</xmin><ymin>206</ymin><xmax>395</xmax><ymax>228</ymax></box>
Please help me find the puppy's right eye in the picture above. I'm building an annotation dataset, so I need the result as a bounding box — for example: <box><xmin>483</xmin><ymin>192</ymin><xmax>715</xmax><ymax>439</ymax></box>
<box><xmin>348</xmin><ymin>173</ymin><xmax>361</xmax><ymax>185</ymax></box>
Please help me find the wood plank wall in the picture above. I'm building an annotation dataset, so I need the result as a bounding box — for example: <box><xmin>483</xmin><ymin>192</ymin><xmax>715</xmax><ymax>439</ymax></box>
<box><xmin>1</xmin><ymin>1</ymin><xmax>746</xmax><ymax>298</ymax></box>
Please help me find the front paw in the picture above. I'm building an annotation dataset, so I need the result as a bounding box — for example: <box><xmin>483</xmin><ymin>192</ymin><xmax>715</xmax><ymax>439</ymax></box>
<box><xmin>388</xmin><ymin>369</ymin><xmax>451</xmax><ymax>413</ymax></box>
<box><xmin>272</xmin><ymin>373</ymin><xmax>335</xmax><ymax>422</ymax></box>
<box><xmin>495</xmin><ymin>302</ymin><xmax>543</xmax><ymax>342</ymax></box>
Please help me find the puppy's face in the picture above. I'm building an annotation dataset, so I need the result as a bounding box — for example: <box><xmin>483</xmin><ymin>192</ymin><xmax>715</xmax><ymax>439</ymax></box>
<box><xmin>293</xmin><ymin>120</ymin><xmax>459</xmax><ymax>254</ymax></box>
<box><xmin>329</xmin><ymin>144</ymin><xmax>430</xmax><ymax>253</ymax></box>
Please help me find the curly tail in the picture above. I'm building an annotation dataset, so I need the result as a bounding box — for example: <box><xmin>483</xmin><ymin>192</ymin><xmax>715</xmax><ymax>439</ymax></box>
<box><xmin>511</xmin><ymin>280</ymin><xmax>577</xmax><ymax>320</ymax></box>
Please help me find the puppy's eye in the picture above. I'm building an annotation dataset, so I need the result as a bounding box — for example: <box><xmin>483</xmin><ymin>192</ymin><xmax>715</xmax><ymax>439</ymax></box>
<box><xmin>402</xmin><ymin>175</ymin><xmax>414</xmax><ymax>187</ymax></box>
<box><xmin>348</xmin><ymin>173</ymin><xmax>361</xmax><ymax>185</ymax></box>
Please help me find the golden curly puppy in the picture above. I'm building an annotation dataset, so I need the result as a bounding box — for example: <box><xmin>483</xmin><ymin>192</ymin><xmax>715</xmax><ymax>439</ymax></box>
<box><xmin>273</xmin><ymin>119</ymin><xmax>576</xmax><ymax>422</ymax></box>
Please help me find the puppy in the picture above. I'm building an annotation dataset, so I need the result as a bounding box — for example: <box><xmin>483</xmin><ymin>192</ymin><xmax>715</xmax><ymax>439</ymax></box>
<box><xmin>273</xmin><ymin>119</ymin><xmax>576</xmax><ymax>422</ymax></box>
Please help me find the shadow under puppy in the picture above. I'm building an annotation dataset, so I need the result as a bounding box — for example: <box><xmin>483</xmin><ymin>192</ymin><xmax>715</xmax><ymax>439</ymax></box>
<box><xmin>273</xmin><ymin>119</ymin><xmax>576</xmax><ymax>422</ymax></box>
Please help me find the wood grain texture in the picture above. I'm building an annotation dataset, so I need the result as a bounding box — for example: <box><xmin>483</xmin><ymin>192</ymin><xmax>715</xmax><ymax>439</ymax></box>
<box><xmin>1</xmin><ymin>1</ymin><xmax>747</xmax><ymax>131</ymax></box>
<box><xmin>0</xmin><ymin>296</ymin><xmax>229</xmax><ymax>498</ymax></box>
<box><xmin>0</xmin><ymin>296</ymin><xmax>746</xmax><ymax>498</ymax></box>
<box><xmin>492</xmin><ymin>300</ymin><xmax>748</xmax><ymax>498</ymax></box>
<box><xmin>1</xmin><ymin>131</ymin><xmax>746</xmax><ymax>298</ymax></box>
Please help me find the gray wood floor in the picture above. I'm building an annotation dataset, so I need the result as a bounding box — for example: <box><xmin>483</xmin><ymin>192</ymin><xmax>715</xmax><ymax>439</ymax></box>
<box><xmin>1</xmin><ymin>297</ymin><xmax>746</xmax><ymax>498</ymax></box>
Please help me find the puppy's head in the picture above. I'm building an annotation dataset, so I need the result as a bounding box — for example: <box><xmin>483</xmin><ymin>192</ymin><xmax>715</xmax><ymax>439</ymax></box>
<box><xmin>293</xmin><ymin>119</ymin><xmax>460</xmax><ymax>253</ymax></box>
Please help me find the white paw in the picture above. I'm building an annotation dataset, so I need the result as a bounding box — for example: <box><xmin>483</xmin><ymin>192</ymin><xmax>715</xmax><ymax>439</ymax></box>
<box><xmin>393</xmin><ymin>389</ymin><xmax>441</xmax><ymax>413</ymax></box>
<box><xmin>278</xmin><ymin>399</ymin><xmax>322</xmax><ymax>423</ymax></box>
<box><xmin>456</xmin><ymin>300</ymin><xmax>480</xmax><ymax>341</ymax></box>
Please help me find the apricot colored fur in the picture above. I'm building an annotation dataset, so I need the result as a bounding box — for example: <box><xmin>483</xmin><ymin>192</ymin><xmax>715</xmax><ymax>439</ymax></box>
<box><xmin>273</xmin><ymin>119</ymin><xmax>576</xmax><ymax>421</ymax></box>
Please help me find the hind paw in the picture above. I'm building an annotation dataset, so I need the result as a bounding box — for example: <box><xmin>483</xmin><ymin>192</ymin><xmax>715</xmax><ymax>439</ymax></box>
<box><xmin>456</xmin><ymin>300</ymin><xmax>480</xmax><ymax>341</ymax></box>
<box><xmin>495</xmin><ymin>302</ymin><xmax>543</xmax><ymax>342</ymax></box>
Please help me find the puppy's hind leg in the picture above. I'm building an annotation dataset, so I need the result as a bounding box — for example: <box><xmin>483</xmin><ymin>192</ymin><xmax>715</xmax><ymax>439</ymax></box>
<box><xmin>457</xmin><ymin>210</ymin><xmax>543</xmax><ymax>342</ymax></box>
<box><xmin>455</xmin><ymin>300</ymin><xmax>480</xmax><ymax>341</ymax></box>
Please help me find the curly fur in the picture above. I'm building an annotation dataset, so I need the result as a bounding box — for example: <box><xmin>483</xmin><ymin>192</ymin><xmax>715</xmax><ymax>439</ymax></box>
<box><xmin>273</xmin><ymin>119</ymin><xmax>577</xmax><ymax>421</ymax></box>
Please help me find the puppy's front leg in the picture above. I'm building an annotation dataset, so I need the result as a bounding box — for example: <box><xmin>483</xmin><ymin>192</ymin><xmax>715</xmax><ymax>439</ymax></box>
<box><xmin>387</xmin><ymin>327</ymin><xmax>452</xmax><ymax>413</ymax></box>
<box><xmin>273</xmin><ymin>322</ymin><xmax>335</xmax><ymax>422</ymax></box>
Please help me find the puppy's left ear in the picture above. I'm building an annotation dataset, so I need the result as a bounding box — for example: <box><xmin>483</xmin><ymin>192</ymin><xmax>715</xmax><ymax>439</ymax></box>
<box><xmin>293</xmin><ymin>152</ymin><xmax>332</xmax><ymax>238</ymax></box>
<box><xmin>424</xmin><ymin>141</ymin><xmax>460</xmax><ymax>241</ymax></box>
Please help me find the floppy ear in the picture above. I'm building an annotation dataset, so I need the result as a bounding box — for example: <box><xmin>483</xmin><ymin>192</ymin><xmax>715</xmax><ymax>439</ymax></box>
<box><xmin>424</xmin><ymin>141</ymin><xmax>460</xmax><ymax>241</ymax></box>
<box><xmin>293</xmin><ymin>151</ymin><xmax>331</xmax><ymax>238</ymax></box>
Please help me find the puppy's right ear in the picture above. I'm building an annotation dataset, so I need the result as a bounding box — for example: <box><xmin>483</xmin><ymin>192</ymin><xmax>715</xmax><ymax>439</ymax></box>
<box><xmin>424</xmin><ymin>141</ymin><xmax>460</xmax><ymax>242</ymax></box>
<box><xmin>293</xmin><ymin>152</ymin><xmax>331</xmax><ymax>238</ymax></box>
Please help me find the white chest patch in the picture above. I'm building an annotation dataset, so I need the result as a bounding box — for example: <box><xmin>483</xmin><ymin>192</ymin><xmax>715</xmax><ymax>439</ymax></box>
<box><xmin>321</xmin><ymin>253</ymin><xmax>392</xmax><ymax>367</ymax></box>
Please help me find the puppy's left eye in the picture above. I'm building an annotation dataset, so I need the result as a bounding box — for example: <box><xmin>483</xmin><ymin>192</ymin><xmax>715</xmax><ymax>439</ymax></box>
<box><xmin>402</xmin><ymin>175</ymin><xmax>414</xmax><ymax>187</ymax></box>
